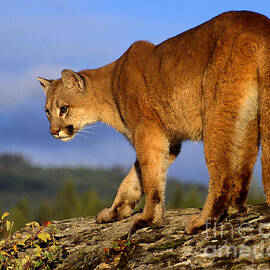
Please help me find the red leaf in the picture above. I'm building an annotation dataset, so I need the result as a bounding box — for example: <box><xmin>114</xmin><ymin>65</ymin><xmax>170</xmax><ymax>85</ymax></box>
<box><xmin>43</xmin><ymin>221</ymin><xmax>51</xmax><ymax>227</ymax></box>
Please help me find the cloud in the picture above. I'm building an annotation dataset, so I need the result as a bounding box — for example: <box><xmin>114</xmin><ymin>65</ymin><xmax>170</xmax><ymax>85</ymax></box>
<box><xmin>0</xmin><ymin>3</ymin><xmax>191</xmax><ymax>75</ymax></box>
<box><xmin>0</xmin><ymin>64</ymin><xmax>63</xmax><ymax>110</ymax></box>
<box><xmin>0</xmin><ymin>8</ymin><xmax>188</xmax><ymax>111</ymax></box>
<box><xmin>0</xmin><ymin>7</ymin><xmax>182</xmax><ymax>110</ymax></box>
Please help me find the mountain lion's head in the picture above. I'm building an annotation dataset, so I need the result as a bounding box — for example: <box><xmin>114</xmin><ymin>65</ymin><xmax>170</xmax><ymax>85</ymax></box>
<box><xmin>37</xmin><ymin>69</ymin><xmax>97</xmax><ymax>141</ymax></box>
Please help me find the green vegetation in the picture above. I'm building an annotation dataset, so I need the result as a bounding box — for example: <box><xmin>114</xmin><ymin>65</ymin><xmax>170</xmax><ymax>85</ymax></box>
<box><xmin>0</xmin><ymin>213</ymin><xmax>61</xmax><ymax>269</ymax></box>
<box><xmin>0</xmin><ymin>153</ymin><xmax>265</xmax><ymax>233</ymax></box>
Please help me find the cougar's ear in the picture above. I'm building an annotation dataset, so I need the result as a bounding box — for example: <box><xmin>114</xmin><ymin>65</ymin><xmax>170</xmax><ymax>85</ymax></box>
<box><xmin>61</xmin><ymin>69</ymin><xmax>84</xmax><ymax>91</ymax></box>
<box><xmin>37</xmin><ymin>77</ymin><xmax>52</xmax><ymax>94</ymax></box>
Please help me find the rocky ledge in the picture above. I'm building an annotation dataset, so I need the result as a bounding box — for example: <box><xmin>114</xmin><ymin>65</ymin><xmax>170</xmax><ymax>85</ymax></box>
<box><xmin>1</xmin><ymin>204</ymin><xmax>270</xmax><ymax>269</ymax></box>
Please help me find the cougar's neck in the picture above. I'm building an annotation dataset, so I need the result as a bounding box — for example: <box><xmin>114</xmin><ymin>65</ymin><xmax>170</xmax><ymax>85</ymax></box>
<box><xmin>79</xmin><ymin>61</ymin><xmax>128</xmax><ymax>135</ymax></box>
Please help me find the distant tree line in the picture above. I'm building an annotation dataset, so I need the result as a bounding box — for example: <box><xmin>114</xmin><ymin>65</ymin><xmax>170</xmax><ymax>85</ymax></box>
<box><xmin>0</xmin><ymin>153</ymin><xmax>265</xmax><ymax>232</ymax></box>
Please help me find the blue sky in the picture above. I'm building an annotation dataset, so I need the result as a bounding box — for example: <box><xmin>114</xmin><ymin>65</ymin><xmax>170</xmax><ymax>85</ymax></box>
<box><xmin>0</xmin><ymin>1</ymin><xmax>269</xmax><ymax>183</ymax></box>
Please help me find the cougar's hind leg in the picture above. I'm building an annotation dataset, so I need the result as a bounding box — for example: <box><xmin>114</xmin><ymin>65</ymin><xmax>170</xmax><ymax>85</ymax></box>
<box><xmin>186</xmin><ymin>104</ymin><xmax>258</xmax><ymax>234</ymax></box>
<box><xmin>227</xmin><ymin>116</ymin><xmax>259</xmax><ymax>215</ymax></box>
<box><xmin>186</xmin><ymin>99</ymin><xmax>260</xmax><ymax>233</ymax></box>
<box><xmin>185</xmin><ymin>32</ymin><xmax>260</xmax><ymax>234</ymax></box>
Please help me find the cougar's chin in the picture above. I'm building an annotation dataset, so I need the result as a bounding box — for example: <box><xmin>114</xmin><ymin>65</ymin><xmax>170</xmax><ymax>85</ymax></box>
<box><xmin>58</xmin><ymin>130</ymin><xmax>75</xmax><ymax>142</ymax></box>
<box><xmin>60</xmin><ymin>136</ymin><xmax>74</xmax><ymax>142</ymax></box>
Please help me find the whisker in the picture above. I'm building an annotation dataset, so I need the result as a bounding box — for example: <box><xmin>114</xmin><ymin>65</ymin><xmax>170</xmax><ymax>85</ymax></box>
<box><xmin>73</xmin><ymin>123</ymin><xmax>98</xmax><ymax>139</ymax></box>
<box><xmin>79</xmin><ymin>130</ymin><xmax>94</xmax><ymax>135</ymax></box>
<box><xmin>82</xmin><ymin>125</ymin><xmax>97</xmax><ymax>131</ymax></box>
<box><xmin>86</xmin><ymin>123</ymin><xmax>99</xmax><ymax>128</ymax></box>
<box><xmin>81</xmin><ymin>125</ymin><xmax>97</xmax><ymax>134</ymax></box>
<box><xmin>81</xmin><ymin>127</ymin><xmax>95</xmax><ymax>132</ymax></box>
<box><xmin>75</xmin><ymin>133</ymin><xmax>90</xmax><ymax>140</ymax></box>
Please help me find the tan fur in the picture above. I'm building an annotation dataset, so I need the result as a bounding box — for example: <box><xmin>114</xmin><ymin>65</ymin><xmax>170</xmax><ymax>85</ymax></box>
<box><xmin>38</xmin><ymin>11</ymin><xmax>270</xmax><ymax>234</ymax></box>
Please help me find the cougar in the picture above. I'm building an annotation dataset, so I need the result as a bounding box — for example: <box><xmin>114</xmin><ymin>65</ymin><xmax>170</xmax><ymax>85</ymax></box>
<box><xmin>38</xmin><ymin>11</ymin><xmax>270</xmax><ymax>234</ymax></box>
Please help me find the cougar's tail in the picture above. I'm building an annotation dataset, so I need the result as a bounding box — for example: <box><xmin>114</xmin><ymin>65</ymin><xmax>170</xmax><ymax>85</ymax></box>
<box><xmin>260</xmin><ymin>52</ymin><xmax>270</xmax><ymax>206</ymax></box>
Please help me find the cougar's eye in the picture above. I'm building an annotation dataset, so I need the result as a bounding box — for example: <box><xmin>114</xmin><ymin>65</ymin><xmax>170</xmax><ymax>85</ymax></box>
<box><xmin>44</xmin><ymin>109</ymin><xmax>50</xmax><ymax>116</ymax></box>
<box><xmin>60</xmin><ymin>106</ymin><xmax>68</xmax><ymax>114</ymax></box>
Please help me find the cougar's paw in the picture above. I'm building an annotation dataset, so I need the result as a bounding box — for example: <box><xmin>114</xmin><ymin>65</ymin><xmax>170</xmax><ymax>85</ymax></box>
<box><xmin>227</xmin><ymin>205</ymin><xmax>247</xmax><ymax>215</ymax></box>
<box><xmin>130</xmin><ymin>213</ymin><xmax>163</xmax><ymax>233</ymax></box>
<box><xmin>185</xmin><ymin>214</ymin><xmax>207</xmax><ymax>234</ymax></box>
<box><xmin>96</xmin><ymin>208</ymin><xmax>115</xmax><ymax>224</ymax></box>
<box><xmin>130</xmin><ymin>214</ymin><xmax>153</xmax><ymax>233</ymax></box>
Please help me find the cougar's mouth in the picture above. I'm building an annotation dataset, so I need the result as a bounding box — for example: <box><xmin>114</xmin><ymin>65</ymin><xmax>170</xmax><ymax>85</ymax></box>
<box><xmin>58</xmin><ymin>125</ymin><xmax>76</xmax><ymax>142</ymax></box>
<box><xmin>52</xmin><ymin>125</ymin><xmax>84</xmax><ymax>142</ymax></box>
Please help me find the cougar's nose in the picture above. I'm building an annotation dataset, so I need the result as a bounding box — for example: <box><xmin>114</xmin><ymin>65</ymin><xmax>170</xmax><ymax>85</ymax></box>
<box><xmin>50</xmin><ymin>127</ymin><xmax>60</xmax><ymax>136</ymax></box>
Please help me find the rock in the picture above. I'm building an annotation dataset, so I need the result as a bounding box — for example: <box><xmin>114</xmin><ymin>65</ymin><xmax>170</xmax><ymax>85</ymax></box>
<box><xmin>1</xmin><ymin>204</ymin><xmax>270</xmax><ymax>269</ymax></box>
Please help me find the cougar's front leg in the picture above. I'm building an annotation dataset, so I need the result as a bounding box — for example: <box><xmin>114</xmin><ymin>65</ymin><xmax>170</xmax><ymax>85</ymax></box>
<box><xmin>131</xmin><ymin>122</ymin><xmax>169</xmax><ymax>232</ymax></box>
<box><xmin>96</xmin><ymin>160</ymin><xmax>143</xmax><ymax>223</ymax></box>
